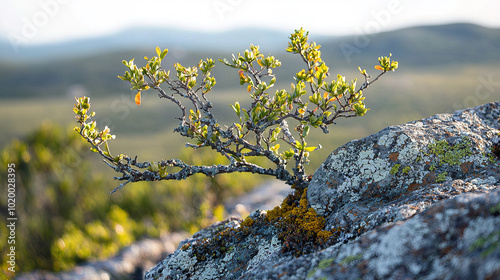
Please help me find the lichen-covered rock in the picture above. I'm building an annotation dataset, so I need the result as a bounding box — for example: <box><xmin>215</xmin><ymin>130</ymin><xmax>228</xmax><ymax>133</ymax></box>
<box><xmin>145</xmin><ymin>102</ymin><xmax>500</xmax><ymax>280</ymax></box>
<box><xmin>308</xmin><ymin>101</ymin><xmax>500</xmax><ymax>239</ymax></box>
<box><xmin>309</xmin><ymin>101</ymin><xmax>499</xmax><ymax>216</ymax></box>
<box><xmin>145</xmin><ymin>213</ymin><xmax>282</xmax><ymax>279</ymax></box>
<box><xmin>245</xmin><ymin>187</ymin><xmax>500</xmax><ymax>280</ymax></box>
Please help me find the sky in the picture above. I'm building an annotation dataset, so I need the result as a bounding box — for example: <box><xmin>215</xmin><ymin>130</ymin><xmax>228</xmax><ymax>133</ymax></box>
<box><xmin>1</xmin><ymin>0</ymin><xmax>500</xmax><ymax>45</ymax></box>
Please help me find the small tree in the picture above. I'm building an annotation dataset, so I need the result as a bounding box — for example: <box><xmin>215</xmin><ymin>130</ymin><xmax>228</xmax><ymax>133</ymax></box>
<box><xmin>73</xmin><ymin>28</ymin><xmax>398</xmax><ymax>193</ymax></box>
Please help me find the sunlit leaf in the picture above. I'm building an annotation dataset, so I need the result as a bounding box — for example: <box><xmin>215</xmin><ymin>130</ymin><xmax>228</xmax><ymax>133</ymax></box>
<box><xmin>305</xmin><ymin>146</ymin><xmax>317</xmax><ymax>152</ymax></box>
<box><xmin>160</xmin><ymin>49</ymin><xmax>168</xmax><ymax>60</ymax></box>
<box><xmin>135</xmin><ymin>91</ymin><xmax>141</xmax><ymax>105</ymax></box>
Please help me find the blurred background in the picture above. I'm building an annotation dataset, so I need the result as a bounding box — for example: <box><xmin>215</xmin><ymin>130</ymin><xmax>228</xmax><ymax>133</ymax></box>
<box><xmin>1</xmin><ymin>0</ymin><xmax>499</xmax><ymax>277</ymax></box>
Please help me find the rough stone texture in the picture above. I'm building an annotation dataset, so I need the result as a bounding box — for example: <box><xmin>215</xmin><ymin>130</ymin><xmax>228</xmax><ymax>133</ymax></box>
<box><xmin>307</xmin><ymin>101</ymin><xmax>500</xmax><ymax>245</ymax></box>
<box><xmin>143</xmin><ymin>102</ymin><xmax>500</xmax><ymax>279</ymax></box>
<box><xmin>243</xmin><ymin>188</ymin><xmax>500</xmax><ymax>280</ymax></box>
<box><xmin>16</xmin><ymin>232</ymin><xmax>188</xmax><ymax>280</ymax></box>
<box><xmin>145</xmin><ymin>212</ymin><xmax>281</xmax><ymax>279</ymax></box>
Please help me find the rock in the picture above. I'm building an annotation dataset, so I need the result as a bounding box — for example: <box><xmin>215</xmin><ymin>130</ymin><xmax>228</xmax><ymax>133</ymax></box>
<box><xmin>145</xmin><ymin>102</ymin><xmax>500</xmax><ymax>280</ymax></box>
<box><xmin>245</xmin><ymin>188</ymin><xmax>500</xmax><ymax>280</ymax></box>
<box><xmin>308</xmin><ymin>101</ymin><xmax>500</xmax><ymax>239</ymax></box>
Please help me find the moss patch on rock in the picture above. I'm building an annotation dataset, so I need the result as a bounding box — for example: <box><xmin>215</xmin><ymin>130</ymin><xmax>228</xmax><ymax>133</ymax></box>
<box><xmin>426</xmin><ymin>137</ymin><xmax>472</xmax><ymax>166</ymax></box>
<box><xmin>266</xmin><ymin>188</ymin><xmax>335</xmax><ymax>256</ymax></box>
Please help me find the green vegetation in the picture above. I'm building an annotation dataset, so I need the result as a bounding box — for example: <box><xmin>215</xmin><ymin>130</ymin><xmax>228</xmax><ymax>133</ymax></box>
<box><xmin>181</xmin><ymin>187</ymin><xmax>338</xmax><ymax>264</ymax></box>
<box><xmin>0</xmin><ymin>123</ymin><xmax>261</xmax><ymax>275</ymax></box>
<box><xmin>339</xmin><ymin>253</ymin><xmax>363</xmax><ymax>265</ymax></box>
<box><xmin>74</xmin><ymin>28</ymin><xmax>397</xmax><ymax>191</ymax></box>
<box><xmin>266</xmin><ymin>187</ymin><xmax>336</xmax><ymax>256</ymax></box>
<box><xmin>427</xmin><ymin>138</ymin><xmax>472</xmax><ymax>166</ymax></box>
<box><xmin>436</xmin><ymin>171</ymin><xmax>448</xmax><ymax>183</ymax></box>
<box><xmin>470</xmin><ymin>230</ymin><xmax>500</xmax><ymax>258</ymax></box>
<box><xmin>307</xmin><ymin>257</ymin><xmax>335</xmax><ymax>278</ymax></box>
<box><xmin>469</xmin><ymin>203</ymin><xmax>500</xmax><ymax>258</ymax></box>
<box><xmin>390</xmin><ymin>164</ymin><xmax>401</xmax><ymax>175</ymax></box>
<box><xmin>0</xmin><ymin>24</ymin><xmax>498</xmax><ymax>276</ymax></box>
<box><xmin>423</xmin><ymin>137</ymin><xmax>473</xmax><ymax>183</ymax></box>
<box><xmin>402</xmin><ymin>166</ymin><xmax>411</xmax><ymax>174</ymax></box>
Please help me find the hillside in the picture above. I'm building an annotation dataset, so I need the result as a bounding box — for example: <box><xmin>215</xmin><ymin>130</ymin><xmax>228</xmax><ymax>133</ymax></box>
<box><xmin>1</xmin><ymin>23</ymin><xmax>499</xmax><ymax>99</ymax></box>
<box><xmin>1</xmin><ymin>22</ymin><xmax>499</xmax><ymax>169</ymax></box>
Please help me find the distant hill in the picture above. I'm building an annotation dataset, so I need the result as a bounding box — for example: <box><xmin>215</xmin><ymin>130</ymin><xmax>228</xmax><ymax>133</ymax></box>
<box><xmin>1</xmin><ymin>23</ymin><xmax>499</xmax><ymax>99</ymax></box>
<box><xmin>0</xmin><ymin>27</ymin><xmax>295</xmax><ymax>63</ymax></box>
<box><xmin>320</xmin><ymin>23</ymin><xmax>500</xmax><ymax>67</ymax></box>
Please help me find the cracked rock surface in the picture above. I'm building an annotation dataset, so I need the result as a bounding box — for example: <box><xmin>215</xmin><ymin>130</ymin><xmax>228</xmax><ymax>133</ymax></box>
<box><xmin>144</xmin><ymin>102</ymin><xmax>500</xmax><ymax>279</ymax></box>
<box><xmin>145</xmin><ymin>102</ymin><xmax>500</xmax><ymax>280</ymax></box>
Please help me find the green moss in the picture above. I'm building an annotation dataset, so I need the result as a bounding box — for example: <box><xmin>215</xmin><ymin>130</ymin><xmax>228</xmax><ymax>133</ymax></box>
<box><xmin>469</xmin><ymin>230</ymin><xmax>500</xmax><ymax>258</ymax></box>
<box><xmin>266</xmin><ymin>188</ymin><xmax>335</xmax><ymax>256</ymax></box>
<box><xmin>423</xmin><ymin>137</ymin><xmax>474</xmax><ymax>183</ymax></box>
<box><xmin>318</xmin><ymin>257</ymin><xmax>335</xmax><ymax>269</ymax></box>
<box><xmin>307</xmin><ymin>257</ymin><xmax>335</xmax><ymax>278</ymax></box>
<box><xmin>490</xmin><ymin>202</ymin><xmax>500</xmax><ymax>214</ymax></box>
<box><xmin>390</xmin><ymin>164</ymin><xmax>401</xmax><ymax>175</ymax></box>
<box><xmin>339</xmin><ymin>253</ymin><xmax>362</xmax><ymax>265</ymax></box>
<box><xmin>240</xmin><ymin>217</ymin><xmax>256</xmax><ymax>228</ymax></box>
<box><xmin>402</xmin><ymin>166</ymin><xmax>411</xmax><ymax>174</ymax></box>
<box><xmin>486</xmin><ymin>153</ymin><xmax>497</xmax><ymax>163</ymax></box>
<box><xmin>390</xmin><ymin>164</ymin><xmax>411</xmax><ymax>175</ymax></box>
<box><xmin>436</xmin><ymin>172</ymin><xmax>448</xmax><ymax>183</ymax></box>
<box><xmin>184</xmin><ymin>188</ymin><xmax>337</xmax><ymax>264</ymax></box>
<box><xmin>426</xmin><ymin>137</ymin><xmax>472</xmax><ymax>166</ymax></box>
<box><xmin>485</xmin><ymin>142</ymin><xmax>500</xmax><ymax>164</ymax></box>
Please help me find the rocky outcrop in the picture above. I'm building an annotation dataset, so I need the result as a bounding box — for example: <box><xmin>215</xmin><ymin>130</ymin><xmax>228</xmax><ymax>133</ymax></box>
<box><xmin>307</xmin><ymin>100</ymin><xmax>500</xmax><ymax>244</ymax></box>
<box><xmin>146</xmin><ymin>102</ymin><xmax>500</xmax><ymax>280</ymax></box>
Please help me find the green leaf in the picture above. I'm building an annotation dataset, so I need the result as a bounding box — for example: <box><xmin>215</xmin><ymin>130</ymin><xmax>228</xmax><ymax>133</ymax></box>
<box><xmin>353</xmin><ymin>103</ymin><xmax>369</xmax><ymax>116</ymax></box>
<box><xmin>302</xmin><ymin>125</ymin><xmax>310</xmax><ymax>138</ymax></box>
<box><xmin>294</xmin><ymin>140</ymin><xmax>302</xmax><ymax>149</ymax></box>
<box><xmin>160</xmin><ymin>49</ymin><xmax>168</xmax><ymax>60</ymax></box>
<box><xmin>270</xmin><ymin>127</ymin><xmax>281</xmax><ymax>142</ymax></box>
<box><xmin>117</xmin><ymin>75</ymin><xmax>128</xmax><ymax>81</ymax></box>
<box><xmin>269</xmin><ymin>77</ymin><xmax>276</xmax><ymax>87</ymax></box>
<box><xmin>242</xmin><ymin>109</ymin><xmax>250</xmax><ymax>121</ymax></box>
<box><xmin>231</xmin><ymin>102</ymin><xmax>241</xmax><ymax>117</ymax></box>
<box><xmin>104</xmin><ymin>141</ymin><xmax>112</xmax><ymax>157</ymax></box>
